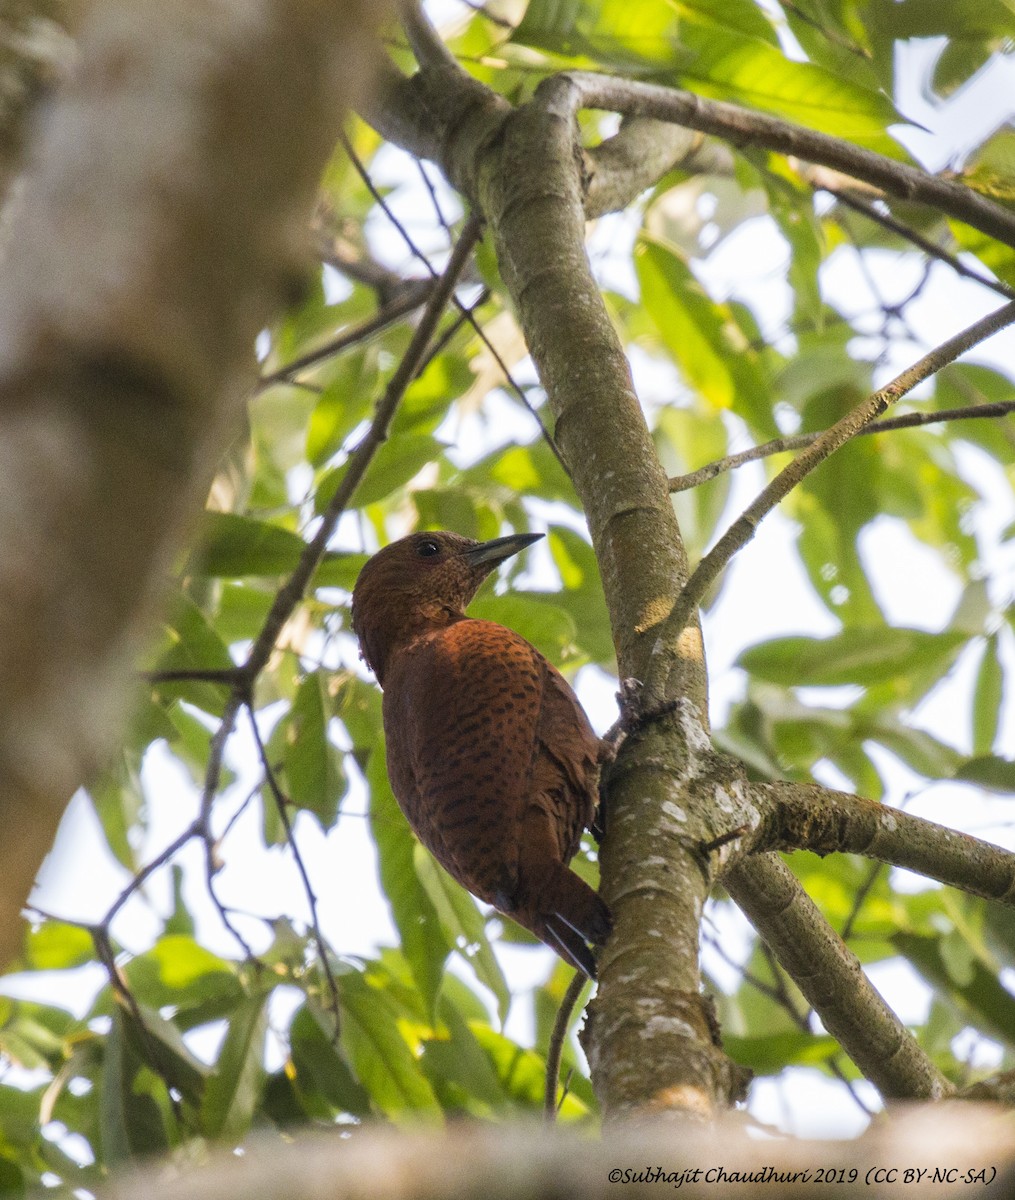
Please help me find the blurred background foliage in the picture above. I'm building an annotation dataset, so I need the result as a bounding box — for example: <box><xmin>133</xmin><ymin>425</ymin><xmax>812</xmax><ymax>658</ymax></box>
<box><xmin>2</xmin><ymin>0</ymin><xmax>1015</xmax><ymax>1190</ymax></box>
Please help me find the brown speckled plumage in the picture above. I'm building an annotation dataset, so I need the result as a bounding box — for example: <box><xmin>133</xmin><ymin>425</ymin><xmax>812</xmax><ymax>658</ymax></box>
<box><xmin>352</xmin><ymin>530</ymin><xmax>611</xmax><ymax>977</ymax></box>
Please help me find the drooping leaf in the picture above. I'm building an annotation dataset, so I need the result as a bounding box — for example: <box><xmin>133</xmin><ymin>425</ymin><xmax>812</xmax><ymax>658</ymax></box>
<box><xmin>738</xmin><ymin>627</ymin><xmax>968</xmax><ymax>689</ymax></box>
<box><xmin>338</xmin><ymin>969</ymin><xmax>442</xmax><ymax>1121</ymax></box>
<box><xmin>368</xmin><ymin>747</ymin><xmax>452</xmax><ymax>1016</ymax></box>
<box><xmin>280</xmin><ymin>671</ymin><xmax>347</xmax><ymax>831</ymax></box>
<box><xmin>200</xmin><ymin>991</ymin><xmax>271</xmax><ymax>1142</ymax></box>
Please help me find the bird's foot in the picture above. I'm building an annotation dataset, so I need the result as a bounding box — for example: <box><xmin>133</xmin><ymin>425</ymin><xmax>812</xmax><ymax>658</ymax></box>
<box><xmin>594</xmin><ymin>680</ymin><xmax>681</xmax><ymax>840</ymax></box>
<box><xmin>602</xmin><ymin>677</ymin><xmax>679</xmax><ymax>751</ymax></box>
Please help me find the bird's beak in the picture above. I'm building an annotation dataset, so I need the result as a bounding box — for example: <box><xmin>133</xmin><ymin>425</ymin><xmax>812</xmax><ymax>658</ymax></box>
<box><xmin>462</xmin><ymin>531</ymin><xmax>543</xmax><ymax>568</ymax></box>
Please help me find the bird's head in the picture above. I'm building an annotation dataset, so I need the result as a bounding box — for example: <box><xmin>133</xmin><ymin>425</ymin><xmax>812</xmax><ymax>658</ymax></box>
<box><xmin>351</xmin><ymin>530</ymin><xmax>542</xmax><ymax>682</ymax></box>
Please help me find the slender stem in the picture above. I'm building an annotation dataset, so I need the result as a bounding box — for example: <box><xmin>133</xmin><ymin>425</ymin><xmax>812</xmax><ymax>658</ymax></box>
<box><xmin>811</xmin><ymin>175</ymin><xmax>1015</xmax><ymax>301</ymax></box>
<box><xmin>257</xmin><ymin>285</ymin><xmax>436</xmax><ymax>389</ymax></box>
<box><xmin>558</xmin><ymin>73</ymin><xmax>1015</xmax><ymax>251</ymax></box>
<box><xmin>340</xmin><ymin>134</ymin><xmax>571</xmax><ymax>477</ymax></box>
<box><xmin>242</xmin><ymin>212</ymin><xmax>482</xmax><ymax>681</ymax></box>
<box><xmin>647</xmin><ymin>299</ymin><xmax>1015</xmax><ymax>700</ymax></box>
<box><xmin>246</xmin><ymin>705</ymin><xmax>343</xmax><ymax>1038</ymax></box>
<box><xmin>668</xmin><ymin>399</ymin><xmax>1015</xmax><ymax>492</ymax></box>
<box><xmin>543</xmin><ymin>971</ymin><xmax>587</xmax><ymax>1121</ymax></box>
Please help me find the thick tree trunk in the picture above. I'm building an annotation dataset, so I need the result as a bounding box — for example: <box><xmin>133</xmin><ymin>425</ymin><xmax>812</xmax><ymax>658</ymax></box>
<box><xmin>0</xmin><ymin>0</ymin><xmax>385</xmax><ymax>968</ymax></box>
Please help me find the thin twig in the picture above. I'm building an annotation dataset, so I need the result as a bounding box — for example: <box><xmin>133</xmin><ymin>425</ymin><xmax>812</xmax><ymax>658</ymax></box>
<box><xmin>198</xmin><ymin>692</ymin><xmax>255</xmax><ymax>957</ymax></box>
<box><xmin>103</xmin><ymin>821</ymin><xmax>203</xmax><ymax>927</ymax></box>
<box><xmin>646</xmin><ymin>299</ymin><xmax>1015</xmax><ymax>700</ymax></box>
<box><xmin>543</xmin><ymin>971</ymin><xmax>587</xmax><ymax>1122</ymax></box>
<box><xmin>417</xmin><ymin>159</ymin><xmax>454</xmax><ymax>239</ymax></box>
<box><xmin>811</xmin><ymin>176</ymin><xmax>1015</xmax><ymax>301</ymax></box>
<box><xmin>246</xmin><ymin>705</ymin><xmax>343</xmax><ymax>1038</ymax></box>
<box><xmin>840</xmin><ymin>862</ymin><xmax>884</xmax><ymax>944</ymax></box>
<box><xmin>668</xmin><ymin>399</ymin><xmax>1015</xmax><ymax>492</ymax></box>
<box><xmin>340</xmin><ymin>133</ymin><xmax>572</xmax><ymax>477</ymax></box>
<box><xmin>242</xmin><ymin>211</ymin><xmax>483</xmax><ymax>681</ymax></box>
<box><xmin>144</xmin><ymin>667</ymin><xmax>244</xmax><ymax>685</ymax></box>
<box><xmin>401</xmin><ymin>0</ymin><xmax>459</xmax><ymax>71</ymax></box>
<box><xmin>256</xmin><ymin>284</ymin><xmax>436</xmax><ymax>390</ymax></box>
<box><xmin>558</xmin><ymin>73</ymin><xmax>1015</xmax><ymax>251</ymax></box>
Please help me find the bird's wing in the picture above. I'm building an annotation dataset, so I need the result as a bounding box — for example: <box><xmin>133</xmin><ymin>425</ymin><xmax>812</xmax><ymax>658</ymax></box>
<box><xmin>381</xmin><ymin>618</ymin><xmax>546</xmax><ymax>907</ymax></box>
<box><xmin>531</xmin><ymin>660</ymin><xmax>602</xmax><ymax>858</ymax></box>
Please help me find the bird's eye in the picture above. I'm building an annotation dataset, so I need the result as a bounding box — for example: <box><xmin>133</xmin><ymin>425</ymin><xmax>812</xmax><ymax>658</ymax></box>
<box><xmin>416</xmin><ymin>540</ymin><xmax>441</xmax><ymax>558</ymax></box>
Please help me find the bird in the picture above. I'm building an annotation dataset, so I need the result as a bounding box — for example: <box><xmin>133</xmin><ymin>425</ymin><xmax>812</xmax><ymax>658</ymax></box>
<box><xmin>351</xmin><ymin>529</ymin><xmax>612</xmax><ymax>978</ymax></box>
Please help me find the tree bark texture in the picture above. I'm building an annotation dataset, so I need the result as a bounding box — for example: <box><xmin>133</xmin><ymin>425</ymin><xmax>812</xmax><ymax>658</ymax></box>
<box><xmin>0</xmin><ymin>0</ymin><xmax>385</xmax><ymax>968</ymax></box>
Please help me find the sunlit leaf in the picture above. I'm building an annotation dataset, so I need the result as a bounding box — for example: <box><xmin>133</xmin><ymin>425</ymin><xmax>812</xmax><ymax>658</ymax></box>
<box><xmin>281</xmin><ymin>671</ymin><xmax>347</xmax><ymax>830</ymax></box>
<box><xmin>973</xmin><ymin>635</ymin><xmax>1004</xmax><ymax>755</ymax></box>
<box><xmin>200</xmin><ymin>992</ymin><xmax>270</xmax><ymax>1141</ymax></box>
<box><xmin>338</xmin><ymin>970</ymin><xmax>442</xmax><ymax>1121</ymax></box>
<box><xmin>368</xmin><ymin>748</ymin><xmax>452</xmax><ymax>1015</ymax></box>
<box><xmin>738</xmin><ymin>627</ymin><xmax>968</xmax><ymax>688</ymax></box>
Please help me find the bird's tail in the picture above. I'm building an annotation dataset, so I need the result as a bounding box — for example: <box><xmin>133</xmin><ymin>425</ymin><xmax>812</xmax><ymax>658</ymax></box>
<box><xmin>532</xmin><ymin>864</ymin><xmax>612</xmax><ymax>980</ymax></box>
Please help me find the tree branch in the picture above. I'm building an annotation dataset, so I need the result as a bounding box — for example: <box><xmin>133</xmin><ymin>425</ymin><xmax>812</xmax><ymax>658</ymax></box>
<box><xmin>559</xmin><ymin>72</ymin><xmax>1015</xmax><ymax>251</ymax></box>
<box><xmin>584</xmin><ymin>119</ymin><xmax>712</xmax><ymax>218</ymax></box>
<box><xmin>724</xmin><ymin>854</ymin><xmax>952</xmax><ymax>1101</ymax></box>
<box><xmin>805</xmin><ymin>171</ymin><xmax>1015</xmax><ymax>301</ymax></box>
<box><xmin>99</xmin><ymin>1111</ymin><xmax>1015</xmax><ymax>1200</ymax></box>
<box><xmin>668</xmin><ymin>400</ymin><xmax>1015</xmax><ymax>492</ymax></box>
<box><xmin>399</xmin><ymin>0</ymin><xmax>459</xmax><ymax>72</ymax></box>
<box><xmin>732</xmin><ymin>782</ymin><xmax>1015</xmax><ymax>907</ymax></box>
<box><xmin>241</xmin><ymin>212</ymin><xmax>482</xmax><ymax>682</ymax></box>
<box><xmin>646</xmin><ymin>298</ymin><xmax>1015</xmax><ymax>701</ymax></box>
<box><xmin>0</xmin><ymin>0</ymin><xmax>385</xmax><ymax>970</ymax></box>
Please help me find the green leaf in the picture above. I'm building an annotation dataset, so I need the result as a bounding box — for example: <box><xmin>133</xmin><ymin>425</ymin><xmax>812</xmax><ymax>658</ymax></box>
<box><xmin>394</xmin><ymin>352</ymin><xmax>474</xmax><ymax>436</ymax></box>
<box><xmin>724</xmin><ymin>1030</ymin><xmax>838</xmax><ymax>1074</ymax></box>
<box><xmin>150</xmin><ymin>594</ymin><xmax>236</xmax><ymax>717</ymax></box>
<box><xmin>857</xmin><ymin>717</ymin><xmax>964</xmax><ymax>781</ymax></box>
<box><xmin>973</xmin><ymin>636</ymin><xmax>1004</xmax><ymax>755</ymax></box>
<box><xmin>190</xmin><ymin>512</ymin><xmax>307</xmax><ymax>577</ymax></box>
<box><xmin>368</xmin><ymin>747</ymin><xmax>452</xmax><ymax>1016</ymax></box>
<box><xmin>122</xmin><ymin>1002</ymin><xmax>209</xmax><ymax>1106</ymax></box>
<box><xmin>120</xmin><ymin>935</ymin><xmax>242</xmax><ymax>1021</ymax></box>
<box><xmin>316</xmin><ymin>434</ymin><xmax>442</xmax><ymax>512</ymax></box>
<box><xmin>895</xmin><ymin>932</ymin><xmax>1015</xmax><ymax>1050</ymax></box>
<box><xmin>469</xmin><ymin>1023</ymin><xmax>589</xmax><ymax>1119</ymax></box>
<box><xmin>955</xmin><ymin>756</ymin><xmax>1015</xmax><ymax>794</ymax></box>
<box><xmin>281</xmin><ymin>672</ymin><xmax>347</xmax><ymax>830</ymax></box>
<box><xmin>333</xmin><ymin>673</ymin><xmax>383</xmax><ymax>759</ymax></box>
<box><xmin>24</xmin><ymin>922</ymin><xmax>93</xmax><ymax>971</ymax></box>
<box><xmin>512</xmin><ymin>0</ymin><xmax>900</xmax><ymax>152</ymax></box>
<box><xmin>164</xmin><ymin>864</ymin><xmax>196</xmax><ymax>938</ymax></box>
<box><xmin>314</xmin><ymin>551</ymin><xmax>370</xmax><ymax>591</ymax></box>
<box><xmin>200</xmin><ymin>992</ymin><xmax>270</xmax><ymax>1142</ymax></box>
<box><xmin>305</xmin><ymin>347</ymin><xmax>378</xmax><ymax>467</ymax></box>
<box><xmin>100</xmin><ymin>1011</ymin><xmax>172</xmax><ymax>1165</ymax></box>
<box><xmin>289</xmin><ymin>1002</ymin><xmax>371</xmax><ymax>1117</ymax></box>
<box><xmin>738</xmin><ymin>627</ymin><xmax>968</xmax><ymax>689</ymax></box>
<box><xmin>654</xmin><ymin>405</ymin><xmax>732</xmax><ymax>565</ymax></box>
<box><xmin>0</xmin><ymin>1003</ymin><xmax>70</xmax><ymax>1072</ymax></box>
<box><xmin>338</xmin><ymin>969</ymin><xmax>442</xmax><ymax>1121</ymax></box>
<box><xmin>0</xmin><ymin>1155</ymin><xmax>23</xmax><ymax>1196</ymax></box>
<box><xmin>544</xmin><ymin>526</ymin><xmax>615</xmax><ymax>665</ymax></box>
<box><xmin>513</xmin><ymin>0</ymin><xmax>696</xmax><ymax>72</ymax></box>
<box><xmin>414</xmin><ymin>849</ymin><xmax>512</xmax><ymax>1025</ymax></box>
<box><xmin>421</xmin><ymin>998</ymin><xmax>511</xmax><ymax>1114</ymax></box>
<box><xmin>636</xmin><ymin>235</ymin><xmax>766</xmax><ymax>418</ymax></box>
<box><xmin>85</xmin><ymin>752</ymin><xmax>144</xmax><ymax>872</ymax></box>
<box><xmin>677</xmin><ymin>16</ymin><xmax>901</xmax><ymax>155</ymax></box>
